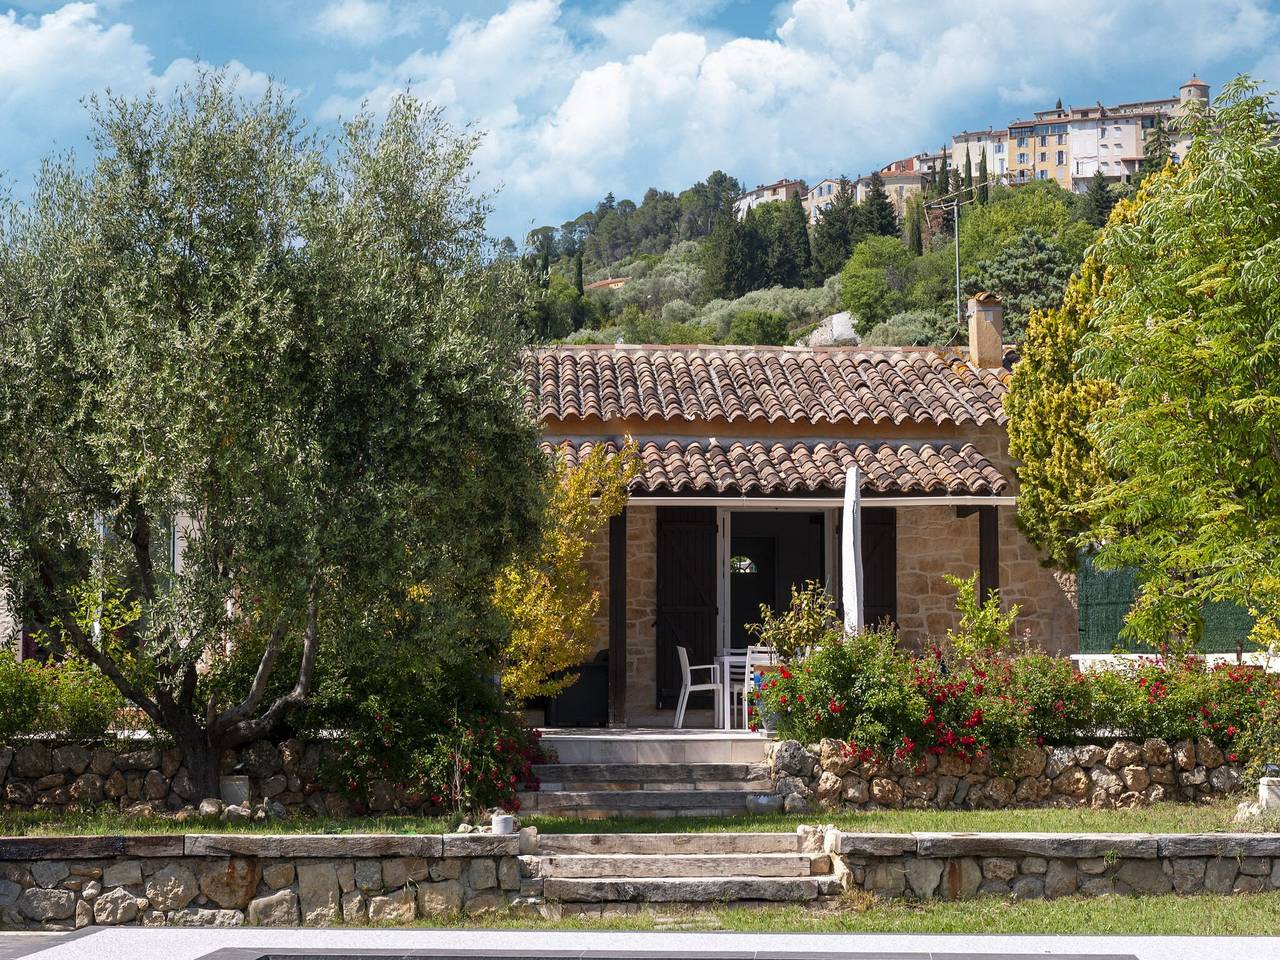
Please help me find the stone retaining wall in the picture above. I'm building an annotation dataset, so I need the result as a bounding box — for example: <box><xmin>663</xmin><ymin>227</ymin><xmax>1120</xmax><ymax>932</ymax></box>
<box><xmin>0</xmin><ymin>832</ymin><xmax>526</xmax><ymax>930</ymax></box>
<box><xmin>770</xmin><ymin>737</ymin><xmax>1243</xmax><ymax>813</ymax></box>
<box><xmin>0</xmin><ymin>739</ymin><xmax>373</xmax><ymax>818</ymax></box>
<box><xmin>827</xmin><ymin>830</ymin><xmax>1280</xmax><ymax>899</ymax></box>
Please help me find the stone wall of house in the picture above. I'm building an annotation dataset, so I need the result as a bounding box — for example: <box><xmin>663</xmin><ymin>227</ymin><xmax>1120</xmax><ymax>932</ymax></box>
<box><xmin>583</xmin><ymin>522</ymin><xmax>611</xmax><ymax>658</ymax></box>
<box><xmin>0</xmin><ymin>833</ymin><xmax>525</xmax><ymax>930</ymax></box>
<box><xmin>894</xmin><ymin>504</ymin><xmax>1077</xmax><ymax>655</ymax></box>
<box><xmin>827</xmin><ymin>830</ymin><xmax>1280</xmax><ymax>900</ymax></box>
<box><xmin>0</xmin><ymin>739</ymin><xmax>373</xmax><ymax>819</ymax></box>
<box><xmin>770</xmin><ymin>737</ymin><xmax>1242</xmax><ymax>814</ymax></box>
<box><xmin>624</xmin><ymin>506</ymin><xmax>660</xmax><ymax>725</ymax></box>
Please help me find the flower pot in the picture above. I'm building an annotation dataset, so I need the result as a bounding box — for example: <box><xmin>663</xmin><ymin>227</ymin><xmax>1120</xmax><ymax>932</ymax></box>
<box><xmin>491</xmin><ymin>813</ymin><xmax>516</xmax><ymax>834</ymax></box>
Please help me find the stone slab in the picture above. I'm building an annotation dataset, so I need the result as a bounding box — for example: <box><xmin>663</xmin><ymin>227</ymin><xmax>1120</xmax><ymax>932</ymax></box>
<box><xmin>831</xmin><ymin>833</ymin><xmax>917</xmax><ymax>856</ymax></box>
<box><xmin>543</xmin><ymin>875</ymin><xmax>820</xmax><ymax>903</ymax></box>
<box><xmin>1157</xmin><ymin>834</ymin><xmax>1280</xmax><ymax>858</ymax></box>
<box><xmin>914</xmin><ymin>833</ymin><xmax>1158</xmax><ymax>859</ymax></box>
<box><xmin>440</xmin><ymin>834</ymin><xmax>519</xmax><ymax>857</ymax></box>
<box><xmin>536</xmin><ymin>833</ymin><xmax>802</xmax><ymax>855</ymax></box>
<box><xmin>0</xmin><ymin>836</ymin><xmax>183</xmax><ymax>861</ymax></box>
<box><xmin>183</xmin><ymin>834</ymin><xmax>444</xmax><ymax>858</ymax></box>
<box><xmin>539</xmin><ymin>853</ymin><xmax>818</xmax><ymax>879</ymax></box>
<box><xmin>530</xmin><ymin>763</ymin><xmax>751</xmax><ymax>783</ymax></box>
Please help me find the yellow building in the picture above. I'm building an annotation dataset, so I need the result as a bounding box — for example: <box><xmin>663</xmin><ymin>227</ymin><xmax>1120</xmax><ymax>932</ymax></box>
<box><xmin>1006</xmin><ymin>108</ymin><xmax>1071</xmax><ymax>186</ymax></box>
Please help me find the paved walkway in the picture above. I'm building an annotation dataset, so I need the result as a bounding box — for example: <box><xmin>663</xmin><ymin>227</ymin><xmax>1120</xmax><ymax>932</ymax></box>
<box><xmin>6</xmin><ymin>928</ymin><xmax>1280</xmax><ymax>960</ymax></box>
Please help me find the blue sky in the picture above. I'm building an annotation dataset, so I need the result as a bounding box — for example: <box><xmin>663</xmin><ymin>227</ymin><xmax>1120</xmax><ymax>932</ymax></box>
<box><xmin>3</xmin><ymin>1</ymin><xmax>1279</xmax><ymax>241</ymax></box>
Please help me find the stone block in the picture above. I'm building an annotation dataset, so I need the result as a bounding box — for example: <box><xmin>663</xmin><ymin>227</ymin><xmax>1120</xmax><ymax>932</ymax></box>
<box><xmin>468</xmin><ymin>858</ymin><xmax>498</xmax><ymax>891</ymax></box>
<box><xmin>53</xmin><ymin>745</ymin><xmax>91</xmax><ymax>776</ymax></box>
<box><xmin>1172</xmin><ymin>858</ymin><xmax>1206</xmax><ymax>894</ymax></box>
<box><xmin>1105</xmin><ymin>740</ymin><xmax>1141</xmax><ymax>769</ymax></box>
<box><xmin>940</xmin><ymin>857</ymin><xmax>982</xmax><ymax>899</ymax></box>
<box><xmin>263</xmin><ymin>863</ymin><xmax>295</xmax><ymax>890</ymax></box>
<box><xmin>1196</xmin><ymin>737</ymin><xmax>1225</xmax><ymax>769</ymax></box>
<box><xmin>1043</xmin><ymin>859</ymin><xmax>1077</xmax><ymax>898</ymax></box>
<box><xmin>870</xmin><ymin>778</ymin><xmax>903</xmax><ymax>807</ymax></box>
<box><xmin>13</xmin><ymin>744</ymin><xmax>52</xmax><ymax>779</ymax></box>
<box><xmin>367</xmin><ymin>888</ymin><xmax>416</xmax><ymax>924</ymax></box>
<box><xmin>31</xmin><ymin>861</ymin><xmax>70</xmax><ymax>889</ymax></box>
<box><xmin>903</xmin><ymin>858</ymin><xmax>943</xmax><ymax>898</ymax></box>
<box><xmin>248</xmin><ymin>889</ymin><xmax>299</xmax><ymax>926</ymax></box>
<box><xmin>92</xmin><ymin>886</ymin><xmax>140</xmax><ymax>925</ymax></box>
<box><xmin>982</xmin><ymin>858</ymin><xmax>1018</xmax><ymax>881</ymax></box>
<box><xmin>1115</xmin><ymin>859</ymin><xmax>1172</xmax><ymax>894</ymax></box>
<box><xmin>866</xmin><ymin>861</ymin><xmax>906</xmax><ymax>897</ymax></box>
<box><xmin>441</xmin><ymin>834</ymin><xmax>519</xmax><ymax>857</ymax></box>
<box><xmin>170</xmin><ymin>907</ymin><xmax>244</xmax><ymax>927</ymax></box>
<box><xmin>1204</xmin><ymin>858</ymin><xmax>1238</xmax><ymax>893</ymax></box>
<box><xmin>1010</xmin><ymin>876</ymin><xmax>1044</xmax><ymax>900</ymax></box>
<box><xmin>498</xmin><ymin>857</ymin><xmax>520</xmax><ymax>891</ymax></box>
<box><xmin>381</xmin><ymin>857</ymin><xmax>430</xmax><ymax>889</ymax></box>
<box><xmin>145</xmin><ymin>864</ymin><xmax>198</xmax><ymax>912</ymax></box>
<box><xmin>1074</xmin><ymin>745</ymin><xmax>1105</xmax><ymax>769</ymax></box>
<box><xmin>1021</xmin><ymin>857</ymin><xmax>1047</xmax><ymax>875</ymax></box>
<box><xmin>18</xmin><ymin>887</ymin><xmax>75</xmax><ymax>922</ymax></box>
<box><xmin>1142</xmin><ymin>739</ymin><xmax>1171</xmax><ymax>765</ymax></box>
<box><xmin>341</xmin><ymin>891</ymin><xmax>366</xmax><ymax>924</ymax></box>
<box><xmin>297</xmin><ymin>862</ymin><xmax>341</xmax><ymax>925</ymax></box>
<box><xmin>417</xmin><ymin>879</ymin><xmax>464</xmax><ymax>914</ymax></box>
<box><xmin>430</xmin><ymin>859</ymin><xmax>463</xmax><ymax>881</ymax></box>
<box><xmin>101</xmin><ymin>860</ymin><xmax>143</xmax><ymax>888</ymax></box>
<box><xmin>1172</xmin><ymin>739</ymin><xmax>1196</xmax><ymax>771</ymax></box>
<box><xmin>336</xmin><ymin>862</ymin><xmax>355</xmax><ymax>893</ymax></box>
<box><xmin>198</xmin><ymin>858</ymin><xmax>262</xmax><ymax>909</ymax></box>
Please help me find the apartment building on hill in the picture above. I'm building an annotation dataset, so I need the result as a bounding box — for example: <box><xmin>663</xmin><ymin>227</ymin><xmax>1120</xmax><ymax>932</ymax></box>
<box><xmin>802</xmin><ymin>178</ymin><xmax>844</xmax><ymax>224</ymax></box>
<box><xmin>950</xmin><ymin>129</ymin><xmax>1008</xmax><ymax>180</ymax></box>
<box><xmin>732</xmin><ymin>178</ymin><xmax>807</xmax><ymax>219</ymax></box>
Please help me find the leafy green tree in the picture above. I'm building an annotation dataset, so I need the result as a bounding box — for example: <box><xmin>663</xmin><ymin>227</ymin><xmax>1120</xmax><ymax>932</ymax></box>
<box><xmin>839</xmin><ymin>235</ymin><xmax>913</xmax><ymax>331</ymax></box>
<box><xmin>723</xmin><ymin>309</ymin><xmax>791</xmax><ymax>345</ymax></box>
<box><xmin>861</xmin><ymin>171</ymin><xmax>898</xmax><ymax>237</ymax></box>
<box><xmin>0</xmin><ymin>74</ymin><xmax>547</xmax><ymax>798</ymax></box>
<box><xmin>1078</xmin><ymin>78</ymin><xmax>1280</xmax><ymax>649</ymax></box>
<box><xmin>1139</xmin><ymin>115</ymin><xmax>1173</xmax><ymax>180</ymax></box>
<box><xmin>1005</xmin><ymin>251</ymin><xmax>1117</xmax><ymax>571</ymax></box>
<box><xmin>957</xmin><ymin>180</ymin><xmax>1096</xmax><ymax>268</ymax></box>
<box><xmin>1082</xmin><ymin>171</ymin><xmax>1117</xmax><ymax>227</ymax></box>
<box><xmin>963</xmin><ymin>229</ymin><xmax>1075</xmax><ymax>339</ymax></box>
<box><xmin>809</xmin><ymin>178</ymin><xmax>862</xmax><ymax>280</ymax></box>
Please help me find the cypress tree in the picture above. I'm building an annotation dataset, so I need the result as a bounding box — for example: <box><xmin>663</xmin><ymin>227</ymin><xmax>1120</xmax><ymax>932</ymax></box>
<box><xmin>963</xmin><ymin>152</ymin><xmax>974</xmax><ymax>203</ymax></box>
<box><xmin>809</xmin><ymin>177</ymin><xmax>862</xmax><ymax>280</ymax></box>
<box><xmin>935</xmin><ymin>148</ymin><xmax>949</xmax><ymax>197</ymax></box>
<box><xmin>977</xmin><ymin>152</ymin><xmax>989</xmax><ymax>204</ymax></box>
<box><xmin>905</xmin><ymin>195</ymin><xmax>924</xmax><ymax>256</ymax></box>
<box><xmin>861</xmin><ymin>171</ymin><xmax>898</xmax><ymax>237</ymax></box>
<box><xmin>573</xmin><ymin>251</ymin><xmax>584</xmax><ymax>294</ymax></box>
<box><xmin>767</xmin><ymin>195</ymin><xmax>812</xmax><ymax>287</ymax></box>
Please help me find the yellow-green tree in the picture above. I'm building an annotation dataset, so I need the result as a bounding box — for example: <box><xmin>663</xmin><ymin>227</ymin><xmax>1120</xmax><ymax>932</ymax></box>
<box><xmin>496</xmin><ymin>440</ymin><xmax>639</xmax><ymax>701</ymax></box>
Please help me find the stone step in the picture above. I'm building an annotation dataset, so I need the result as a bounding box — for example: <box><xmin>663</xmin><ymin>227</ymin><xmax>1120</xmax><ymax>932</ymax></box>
<box><xmin>543</xmin><ymin>875</ymin><xmax>829</xmax><ymax>903</ymax></box>
<box><xmin>535</xmin><ymin>853</ymin><xmax>827</xmax><ymax>879</ymax></box>
<box><xmin>541</xmin><ymin>780</ymin><xmax>774</xmax><ymax>793</ymax></box>
<box><xmin>535</xmin><ymin>832</ymin><xmax>807</xmax><ymax>855</ymax></box>
<box><xmin>532</xmin><ymin>763</ymin><xmax>756</xmax><ymax>783</ymax></box>
<box><xmin>539</xmin><ymin>734</ymin><xmax>769</xmax><ymax>765</ymax></box>
<box><xmin>521</xmin><ymin>789</ymin><xmax>756</xmax><ymax>816</ymax></box>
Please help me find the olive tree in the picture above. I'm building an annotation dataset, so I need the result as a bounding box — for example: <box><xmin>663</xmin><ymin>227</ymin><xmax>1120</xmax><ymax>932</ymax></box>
<box><xmin>0</xmin><ymin>72</ymin><xmax>547</xmax><ymax>798</ymax></box>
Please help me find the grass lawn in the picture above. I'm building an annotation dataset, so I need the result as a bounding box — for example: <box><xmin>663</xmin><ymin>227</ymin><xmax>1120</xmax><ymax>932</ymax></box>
<box><xmin>2</xmin><ymin>797</ymin><xmax>1274</xmax><ymax>836</ymax></box>
<box><xmin>432</xmin><ymin>893</ymin><xmax>1280</xmax><ymax>936</ymax></box>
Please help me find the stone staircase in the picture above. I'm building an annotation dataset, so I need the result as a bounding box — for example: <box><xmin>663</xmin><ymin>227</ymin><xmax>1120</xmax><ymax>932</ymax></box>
<box><xmin>520</xmin><ymin>732</ymin><xmax>779</xmax><ymax>819</ymax></box>
<box><xmin>520</xmin><ymin>831</ymin><xmax>840</xmax><ymax>912</ymax></box>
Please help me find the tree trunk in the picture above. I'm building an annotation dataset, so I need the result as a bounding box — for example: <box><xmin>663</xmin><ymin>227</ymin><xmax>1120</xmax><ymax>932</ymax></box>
<box><xmin>174</xmin><ymin>721</ymin><xmax>221</xmax><ymax>803</ymax></box>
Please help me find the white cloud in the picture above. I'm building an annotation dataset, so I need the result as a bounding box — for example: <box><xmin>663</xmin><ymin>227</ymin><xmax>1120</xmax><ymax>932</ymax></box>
<box><xmin>0</xmin><ymin>3</ymin><xmax>273</xmax><ymax>178</ymax></box>
<box><xmin>313</xmin><ymin>0</ymin><xmax>443</xmax><ymax>47</ymax></box>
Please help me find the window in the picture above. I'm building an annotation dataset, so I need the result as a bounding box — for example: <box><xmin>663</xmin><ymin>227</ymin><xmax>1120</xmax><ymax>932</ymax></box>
<box><xmin>1057</xmin><ymin>134</ymin><xmax>1065</xmax><ymax>145</ymax></box>
<box><xmin>995</xmin><ymin>142</ymin><xmax>1004</xmax><ymax>154</ymax></box>
<box><xmin>1016</xmin><ymin>136</ymin><xmax>1027</xmax><ymax>147</ymax></box>
<box><xmin>1038</xmin><ymin>170</ymin><xmax>1048</xmax><ymax>180</ymax></box>
<box><xmin>1057</xmin><ymin>150</ymin><xmax>1065</xmax><ymax>165</ymax></box>
<box><xmin>1039</xmin><ymin>135</ymin><xmax>1047</xmax><ymax>147</ymax></box>
<box><xmin>1039</xmin><ymin>151</ymin><xmax>1047</xmax><ymax>162</ymax></box>
<box><xmin>730</xmin><ymin>555</ymin><xmax>758</xmax><ymax>575</ymax></box>
<box><xmin>1017</xmin><ymin>152</ymin><xmax>1028</xmax><ymax>164</ymax></box>
<box><xmin>1142</xmin><ymin>116</ymin><xmax>1156</xmax><ymax>129</ymax></box>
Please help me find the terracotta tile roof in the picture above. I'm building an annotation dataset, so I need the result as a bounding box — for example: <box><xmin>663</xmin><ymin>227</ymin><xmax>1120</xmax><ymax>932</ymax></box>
<box><xmin>543</xmin><ymin>437</ymin><xmax>1009</xmax><ymax>497</ymax></box>
<box><xmin>526</xmin><ymin>344</ymin><xmax>1009</xmax><ymax>427</ymax></box>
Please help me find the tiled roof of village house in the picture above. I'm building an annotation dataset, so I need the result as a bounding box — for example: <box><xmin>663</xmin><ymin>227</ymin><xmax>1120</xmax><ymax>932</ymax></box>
<box><xmin>525</xmin><ymin>344</ymin><xmax>1010</xmax><ymax>427</ymax></box>
<box><xmin>543</xmin><ymin>438</ymin><xmax>1009</xmax><ymax>497</ymax></box>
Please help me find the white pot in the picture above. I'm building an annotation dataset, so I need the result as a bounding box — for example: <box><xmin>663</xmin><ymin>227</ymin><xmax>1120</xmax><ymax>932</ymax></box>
<box><xmin>1260</xmin><ymin>777</ymin><xmax>1280</xmax><ymax>811</ymax></box>
<box><xmin>491</xmin><ymin>813</ymin><xmax>516</xmax><ymax>835</ymax></box>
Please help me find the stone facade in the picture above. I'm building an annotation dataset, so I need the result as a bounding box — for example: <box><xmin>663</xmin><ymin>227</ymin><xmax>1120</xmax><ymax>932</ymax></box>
<box><xmin>770</xmin><ymin>737</ymin><xmax>1242</xmax><ymax>813</ymax></box>
<box><xmin>0</xmin><ymin>739</ymin><xmax>373</xmax><ymax>818</ymax></box>
<box><xmin>828</xmin><ymin>829</ymin><xmax>1280</xmax><ymax>900</ymax></box>
<box><xmin>0</xmin><ymin>833</ymin><xmax>524</xmax><ymax>930</ymax></box>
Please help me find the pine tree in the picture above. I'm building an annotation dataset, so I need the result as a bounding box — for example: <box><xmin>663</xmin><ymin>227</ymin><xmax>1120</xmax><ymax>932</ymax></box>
<box><xmin>1082</xmin><ymin>170</ymin><xmax>1116</xmax><ymax>227</ymax></box>
<box><xmin>1139</xmin><ymin>116</ymin><xmax>1173</xmax><ymax>180</ymax></box>
<box><xmin>809</xmin><ymin>178</ymin><xmax>863</xmax><ymax>280</ymax></box>
<box><xmin>861</xmin><ymin>171</ymin><xmax>898</xmax><ymax>237</ymax></box>
<box><xmin>963</xmin><ymin>153</ymin><xmax>974</xmax><ymax>203</ymax></box>
<box><xmin>766</xmin><ymin>195</ymin><xmax>812</xmax><ymax>287</ymax></box>
<box><xmin>977</xmin><ymin>152</ymin><xmax>989</xmax><ymax>204</ymax></box>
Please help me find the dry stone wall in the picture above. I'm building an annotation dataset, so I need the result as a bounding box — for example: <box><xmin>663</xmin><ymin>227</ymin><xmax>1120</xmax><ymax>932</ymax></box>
<box><xmin>770</xmin><ymin>737</ymin><xmax>1242</xmax><ymax>813</ymax></box>
<box><xmin>0</xmin><ymin>833</ymin><xmax>525</xmax><ymax>930</ymax></box>
<box><xmin>828</xmin><ymin>830</ymin><xmax>1280</xmax><ymax>899</ymax></box>
<box><xmin>0</xmin><ymin>738</ymin><xmax>374</xmax><ymax>819</ymax></box>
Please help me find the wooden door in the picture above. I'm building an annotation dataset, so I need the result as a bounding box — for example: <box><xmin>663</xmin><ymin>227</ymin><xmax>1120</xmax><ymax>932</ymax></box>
<box><xmin>655</xmin><ymin>507</ymin><xmax>718</xmax><ymax>710</ymax></box>
<box><xmin>861</xmin><ymin>507</ymin><xmax>898</xmax><ymax>628</ymax></box>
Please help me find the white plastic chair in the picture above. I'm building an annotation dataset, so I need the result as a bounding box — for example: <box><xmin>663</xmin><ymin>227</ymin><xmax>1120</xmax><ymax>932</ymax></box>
<box><xmin>722</xmin><ymin>650</ymin><xmax>747</xmax><ymax>729</ymax></box>
<box><xmin>674</xmin><ymin>645</ymin><xmax>721</xmax><ymax>729</ymax></box>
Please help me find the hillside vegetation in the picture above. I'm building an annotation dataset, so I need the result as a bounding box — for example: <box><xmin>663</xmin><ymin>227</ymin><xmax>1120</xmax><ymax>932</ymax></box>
<box><xmin>516</xmin><ymin>163</ymin><xmax>1140</xmax><ymax>348</ymax></box>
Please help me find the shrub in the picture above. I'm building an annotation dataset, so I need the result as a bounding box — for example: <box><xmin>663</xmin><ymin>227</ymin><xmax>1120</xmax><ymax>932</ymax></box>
<box><xmin>41</xmin><ymin>656</ymin><xmax>125</xmax><ymax>739</ymax></box>
<box><xmin>0</xmin><ymin>650</ymin><xmax>42</xmax><ymax>743</ymax></box>
<box><xmin>747</xmin><ymin>581</ymin><xmax>841</xmax><ymax>660</ymax></box>
<box><xmin>861</xmin><ymin>309</ymin><xmax>953</xmax><ymax>347</ymax></box>
<box><xmin>723</xmin><ymin>309</ymin><xmax>790</xmax><ymax>346</ymax></box>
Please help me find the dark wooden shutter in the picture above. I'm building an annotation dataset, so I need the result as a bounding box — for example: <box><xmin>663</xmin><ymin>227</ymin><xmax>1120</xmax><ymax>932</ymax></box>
<box><xmin>655</xmin><ymin>507</ymin><xmax>718</xmax><ymax>710</ymax></box>
<box><xmin>861</xmin><ymin>507</ymin><xmax>897</xmax><ymax>628</ymax></box>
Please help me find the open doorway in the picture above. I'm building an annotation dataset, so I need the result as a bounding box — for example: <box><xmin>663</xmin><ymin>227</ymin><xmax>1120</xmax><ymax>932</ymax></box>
<box><xmin>728</xmin><ymin>511</ymin><xmax>825</xmax><ymax>650</ymax></box>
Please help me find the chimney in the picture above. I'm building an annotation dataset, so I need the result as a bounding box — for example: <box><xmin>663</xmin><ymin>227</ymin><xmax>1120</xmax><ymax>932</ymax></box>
<box><xmin>967</xmin><ymin>292</ymin><xmax>1004</xmax><ymax>368</ymax></box>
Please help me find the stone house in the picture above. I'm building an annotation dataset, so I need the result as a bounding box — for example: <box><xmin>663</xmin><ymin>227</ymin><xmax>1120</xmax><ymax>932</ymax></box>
<box><xmin>528</xmin><ymin>299</ymin><xmax>1076</xmax><ymax>727</ymax></box>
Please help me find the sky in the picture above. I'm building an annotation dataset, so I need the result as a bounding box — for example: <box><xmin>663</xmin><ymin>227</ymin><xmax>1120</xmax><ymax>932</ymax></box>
<box><xmin>2</xmin><ymin>0</ymin><xmax>1279</xmax><ymax>241</ymax></box>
